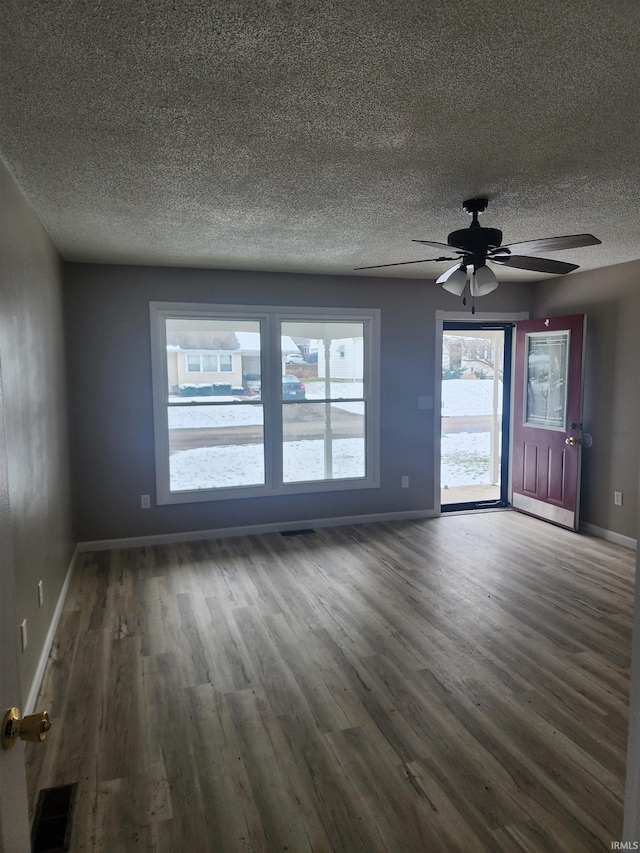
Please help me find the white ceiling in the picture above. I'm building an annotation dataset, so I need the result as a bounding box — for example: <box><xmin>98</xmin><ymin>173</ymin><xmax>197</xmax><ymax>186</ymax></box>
<box><xmin>2</xmin><ymin>1</ymin><xmax>640</xmax><ymax>282</ymax></box>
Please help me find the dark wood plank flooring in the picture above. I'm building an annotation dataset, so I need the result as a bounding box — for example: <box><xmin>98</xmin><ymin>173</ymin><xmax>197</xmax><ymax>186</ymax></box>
<box><xmin>25</xmin><ymin>511</ymin><xmax>635</xmax><ymax>852</ymax></box>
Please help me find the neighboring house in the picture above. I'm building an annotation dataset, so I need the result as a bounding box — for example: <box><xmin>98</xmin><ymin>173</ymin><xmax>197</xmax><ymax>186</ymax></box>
<box><xmin>166</xmin><ymin>330</ymin><xmax>299</xmax><ymax>393</ymax></box>
<box><xmin>167</xmin><ymin>344</ymin><xmax>243</xmax><ymax>392</ymax></box>
<box><xmin>443</xmin><ymin>333</ymin><xmax>502</xmax><ymax>379</ymax></box>
<box><xmin>314</xmin><ymin>337</ymin><xmax>364</xmax><ymax>380</ymax></box>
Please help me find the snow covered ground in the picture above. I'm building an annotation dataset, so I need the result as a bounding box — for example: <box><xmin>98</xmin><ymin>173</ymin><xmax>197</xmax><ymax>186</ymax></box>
<box><xmin>170</xmin><ymin>439</ymin><xmax>364</xmax><ymax>490</ymax></box>
<box><xmin>167</xmin><ymin>379</ymin><xmax>499</xmax><ymax>491</ymax></box>
<box><xmin>441</xmin><ymin>379</ymin><xmax>502</xmax><ymax>416</ymax></box>
<box><xmin>440</xmin><ymin>380</ymin><xmax>502</xmax><ymax>485</ymax></box>
<box><xmin>168</xmin><ymin>400</ymin><xmax>263</xmax><ymax>429</ymax></box>
<box><xmin>168</xmin><ymin>380</ymin><xmax>364</xmax><ymax>429</ymax></box>
<box><xmin>441</xmin><ymin>432</ymin><xmax>494</xmax><ymax>487</ymax></box>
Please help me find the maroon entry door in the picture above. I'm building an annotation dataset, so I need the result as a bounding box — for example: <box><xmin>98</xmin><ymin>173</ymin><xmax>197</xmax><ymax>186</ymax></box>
<box><xmin>511</xmin><ymin>314</ymin><xmax>585</xmax><ymax>531</ymax></box>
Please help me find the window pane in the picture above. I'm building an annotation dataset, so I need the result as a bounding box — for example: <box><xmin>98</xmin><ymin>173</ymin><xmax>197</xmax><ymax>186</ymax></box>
<box><xmin>281</xmin><ymin>321</ymin><xmax>364</xmax><ymax>399</ymax></box>
<box><xmin>166</xmin><ymin>317</ymin><xmax>261</xmax><ymax>401</ymax></box>
<box><xmin>282</xmin><ymin>401</ymin><xmax>365</xmax><ymax>482</ymax></box>
<box><xmin>202</xmin><ymin>354</ymin><xmax>217</xmax><ymax>372</ymax></box>
<box><xmin>168</xmin><ymin>403</ymin><xmax>264</xmax><ymax>490</ymax></box>
<box><xmin>525</xmin><ymin>332</ymin><xmax>569</xmax><ymax>429</ymax></box>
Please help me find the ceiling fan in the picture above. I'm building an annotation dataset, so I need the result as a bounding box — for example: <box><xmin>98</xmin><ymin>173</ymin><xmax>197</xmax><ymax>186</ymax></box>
<box><xmin>355</xmin><ymin>198</ymin><xmax>601</xmax><ymax>304</ymax></box>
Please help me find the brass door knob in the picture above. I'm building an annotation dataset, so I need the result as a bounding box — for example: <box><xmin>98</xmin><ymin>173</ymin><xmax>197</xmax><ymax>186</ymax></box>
<box><xmin>2</xmin><ymin>707</ymin><xmax>52</xmax><ymax>749</ymax></box>
<box><xmin>565</xmin><ymin>436</ymin><xmax>580</xmax><ymax>446</ymax></box>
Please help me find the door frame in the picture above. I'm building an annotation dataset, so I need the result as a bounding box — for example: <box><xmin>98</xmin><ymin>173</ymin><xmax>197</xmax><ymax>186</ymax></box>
<box><xmin>441</xmin><ymin>320</ymin><xmax>513</xmax><ymax>511</ymax></box>
<box><xmin>434</xmin><ymin>311</ymin><xmax>529</xmax><ymax>515</ymax></box>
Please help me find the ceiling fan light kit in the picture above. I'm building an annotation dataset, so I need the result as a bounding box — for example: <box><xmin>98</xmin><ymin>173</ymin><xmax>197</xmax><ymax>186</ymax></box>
<box><xmin>441</xmin><ymin>266</ymin><xmax>468</xmax><ymax>295</ymax></box>
<box><xmin>470</xmin><ymin>264</ymin><xmax>499</xmax><ymax>296</ymax></box>
<box><xmin>356</xmin><ymin>198</ymin><xmax>601</xmax><ymax>308</ymax></box>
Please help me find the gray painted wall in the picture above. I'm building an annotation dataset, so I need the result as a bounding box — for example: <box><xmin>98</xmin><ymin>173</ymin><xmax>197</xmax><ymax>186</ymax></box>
<box><xmin>624</xmin><ymin>492</ymin><xmax>640</xmax><ymax>839</ymax></box>
<box><xmin>0</xmin><ymin>160</ymin><xmax>74</xmax><ymax>702</ymax></box>
<box><xmin>534</xmin><ymin>260</ymin><xmax>640</xmax><ymax>540</ymax></box>
<box><xmin>64</xmin><ymin>262</ymin><xmax>532</xmax><ymax>542</ymax></box>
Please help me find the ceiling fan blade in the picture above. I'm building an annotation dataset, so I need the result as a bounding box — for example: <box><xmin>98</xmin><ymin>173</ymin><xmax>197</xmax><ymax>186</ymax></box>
<box><xmin>354</xmin><ymin>255</ymin><xmax>456</xmax><ymax>271</ymax></box>
<box><xmin>492</xmin><ymin>255</ymin><xmax>579</xmax><ymax>274</ymax></box>
<box><xmin>411</xmin><ymin>240</ymin><xmax>466</xmax><ymax>253</ymax></box>
<box><xmin>495</xmin><ymin>234</ymin><xmax>601</xmax><ymax>255</ymax></box>
<box><xmin>436</xmin><ymin>263</ymin><xmax>464</xmax><ymax>284</ymax></box>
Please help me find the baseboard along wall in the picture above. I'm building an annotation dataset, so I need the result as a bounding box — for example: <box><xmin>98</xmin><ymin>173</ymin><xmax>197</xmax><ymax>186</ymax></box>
<box><xmin>580</xmin><ymin>521</ymin><xmax>637</xmax><ymax>551</ymax></box>
<box><xmin>25</xmin><ymin>546</ymin><xmax>80</xmax><ymax>714</ymax></box>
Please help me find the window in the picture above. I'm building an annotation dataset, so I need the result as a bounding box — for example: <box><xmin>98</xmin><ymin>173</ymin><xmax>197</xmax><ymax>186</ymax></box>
<box><xmin>184</xmin><ymin>353</ymin><xmax>234</xmax><ymax>373</ymax></box>
<box><xmin>150</xmin><ymin>303</ymin><xmax>380</xmax><ymax>504</ymax></box>
<box><xmin>281</xmin><ymin>321</ymin><xmax>366</xmax><ymax>483</ymax></box>
<box><xmin>524</xmin><ymin>331</ymin><xmax>569</xmax><ymax>429</ymax></box>
<box><xmin>202</xmin><ymin>354</ymin><xmax>217</xmax><ymax>372</ymax></box>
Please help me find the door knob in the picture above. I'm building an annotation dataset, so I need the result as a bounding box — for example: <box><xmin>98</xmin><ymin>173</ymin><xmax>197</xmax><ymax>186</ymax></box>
<box><xmin>565</xmin><ymin>436</ymin><xmax>582</xmax><ymax>446</ymax></box>
<box><xmin>2</xmin><ymin>707</ymin><xmax>52</xmax><ymax>749</ymax></box>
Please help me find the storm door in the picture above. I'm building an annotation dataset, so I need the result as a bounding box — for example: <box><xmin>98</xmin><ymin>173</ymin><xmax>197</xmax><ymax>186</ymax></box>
<box><xmin>441</xmin><ymin>323</ymin><xmax>512</xmax><ymax>512</ymax></box>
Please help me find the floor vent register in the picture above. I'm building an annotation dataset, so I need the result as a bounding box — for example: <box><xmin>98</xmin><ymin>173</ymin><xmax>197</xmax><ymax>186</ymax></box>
<box><xmin>31</xmin><ymin>783</ymin><xmax>77</xmax><ymax>853</ymax></box>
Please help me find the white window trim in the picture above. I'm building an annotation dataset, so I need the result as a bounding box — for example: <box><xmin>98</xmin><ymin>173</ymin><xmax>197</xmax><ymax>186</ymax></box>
<box><xmin>219</xmin><ymin>353</ymin><xmax>233</xmax><ymax>372</ymax></box>
<box><xmin>186</xmin><ymin>353</ymin><xmax>203</xmax><ymax>372</ymax></box>
<box><xmin>150</xmin><ymin>302</ymin><xmax>380</xmax><ymax>505</ymax></box>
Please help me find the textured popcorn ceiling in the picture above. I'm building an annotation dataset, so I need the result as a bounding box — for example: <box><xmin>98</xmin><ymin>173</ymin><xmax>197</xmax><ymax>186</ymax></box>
<box><xmin>1</xmin><ymin>1</ymin><xmax>640</xmax><ymax>281</ymax></box>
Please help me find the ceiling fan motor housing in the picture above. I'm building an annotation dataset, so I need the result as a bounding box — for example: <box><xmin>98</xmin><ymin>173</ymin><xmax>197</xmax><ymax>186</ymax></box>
<box><xmin>447</xmin><ymin>226</ymin><xmax>503</xmax><ymax>256</ymax></box>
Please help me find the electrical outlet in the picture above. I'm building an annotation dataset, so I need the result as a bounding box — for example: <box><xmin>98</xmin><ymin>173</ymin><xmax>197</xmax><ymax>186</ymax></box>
<box><xmin>401</xmin><ymin>475</ymin><xmax>409</xmax><ymax>488</ymax></box>
<box><xmin>21</xmin><ymin>619</ymin><xmax>27</xmax><ymax>651</ymax></box>
<box><xmin>614</xmin><ymin>490</ymin><xmax>623</xmax><ymax>506</ymax></box>
<box><xmin>141</xmin><ymin>494</ymin><xmax>151</xmax><ymax>509</ymax></box>
<box><xmin>38</xmin><ymin>580</ymin><xmax>44</xmax><ymax>607</ymax></box>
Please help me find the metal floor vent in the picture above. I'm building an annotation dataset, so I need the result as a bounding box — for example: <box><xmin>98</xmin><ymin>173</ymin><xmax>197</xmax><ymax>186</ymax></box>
<box><xmin>31</xmin><ymin>783</ymin><xmax>77</xmax><ymax>853</ymax></box>
<box><xmin>280</xmin><ymin>528</ymin><xmax>315</xmax><ymax>536</ymax></box>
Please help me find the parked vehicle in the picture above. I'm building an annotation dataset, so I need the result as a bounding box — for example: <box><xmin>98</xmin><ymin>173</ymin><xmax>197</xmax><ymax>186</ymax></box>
<box><xmin>285</xmin><ymin>353</ymin><xmax>305</xmax><ymax>364</ymax></box>
<box><xmin>282</xmin><ymin>375</ymin><xmax>306</xmax><ymax>399</ymax></box>
<box><xmin>240</xmin><ymin>375</ymin><xmax>306</xmax><ymax>399</ymax></box>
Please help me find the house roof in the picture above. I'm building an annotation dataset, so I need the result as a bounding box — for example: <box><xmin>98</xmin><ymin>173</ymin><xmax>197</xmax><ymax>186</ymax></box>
<box><xmin>2</xmin><ymin>2</ymin><xmax>639</xmax><ymax>282</ymax></box>
<box><xmin>167</xmin><ymin>331</ymin><xmax>298</xmax><ymax>353</ymax></box>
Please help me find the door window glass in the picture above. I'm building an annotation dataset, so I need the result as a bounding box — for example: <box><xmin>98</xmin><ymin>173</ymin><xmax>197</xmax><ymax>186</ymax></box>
<box><xmin>524</xmin><ymin>331</ymin><xmax>569</xmax><ymax>429</ymax></box>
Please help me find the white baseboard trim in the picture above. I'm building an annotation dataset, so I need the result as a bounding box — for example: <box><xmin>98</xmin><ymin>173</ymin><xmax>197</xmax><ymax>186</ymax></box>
<box><xmin>77</xmin><ymin>509</ymin><xmax>439</xmax><ymax>553</ymax></box>
<box><xmin>581</xmin><ymin>522</ymin><xmax>637</xmax><ymax>551</ymax></box>
<box><xmin>25</xmin><ymin>545</ymin><xmax>79</xmax><ymax>714</ymax></box>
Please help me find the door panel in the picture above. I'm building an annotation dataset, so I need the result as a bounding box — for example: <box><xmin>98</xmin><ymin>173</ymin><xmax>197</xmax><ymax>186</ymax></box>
<box><xmin>522</xmin><ymin>442</ymin><xmax>538</xmax><ymax>493</ymax></box>
<box><xmin>0</xmin><ymin>359</ymin><xmax>31</xmax><ymax>851</ymax></box>
<box><xmin>547</xmin><ymin>446</ymin><xmax>566</xmax><ymax>504</ymax></box>
<box><xmin>512</xmin><ymin>314</ymin><xmax>585</xmax><ymax>531</ymax></box>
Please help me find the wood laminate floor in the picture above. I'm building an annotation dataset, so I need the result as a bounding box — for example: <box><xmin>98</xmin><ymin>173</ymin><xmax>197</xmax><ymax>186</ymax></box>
<box><xmin>26</xmin><ymin>511</ymin><xmax>636</xmax><ymax>852</ymax></box>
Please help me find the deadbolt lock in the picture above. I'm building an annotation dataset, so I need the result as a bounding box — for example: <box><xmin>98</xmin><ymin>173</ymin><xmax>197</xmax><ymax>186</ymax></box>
<box><xmin>2</xmin><ymin>707</ymin><xmax>52</xmax><ymax>749</ymax></box>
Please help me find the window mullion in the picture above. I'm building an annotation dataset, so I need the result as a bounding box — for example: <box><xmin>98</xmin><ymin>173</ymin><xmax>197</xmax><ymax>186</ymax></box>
<box><xmin>264</xmin><ymin>313</ymin><xmax>283</xmax><ymax>489</ymax></box>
